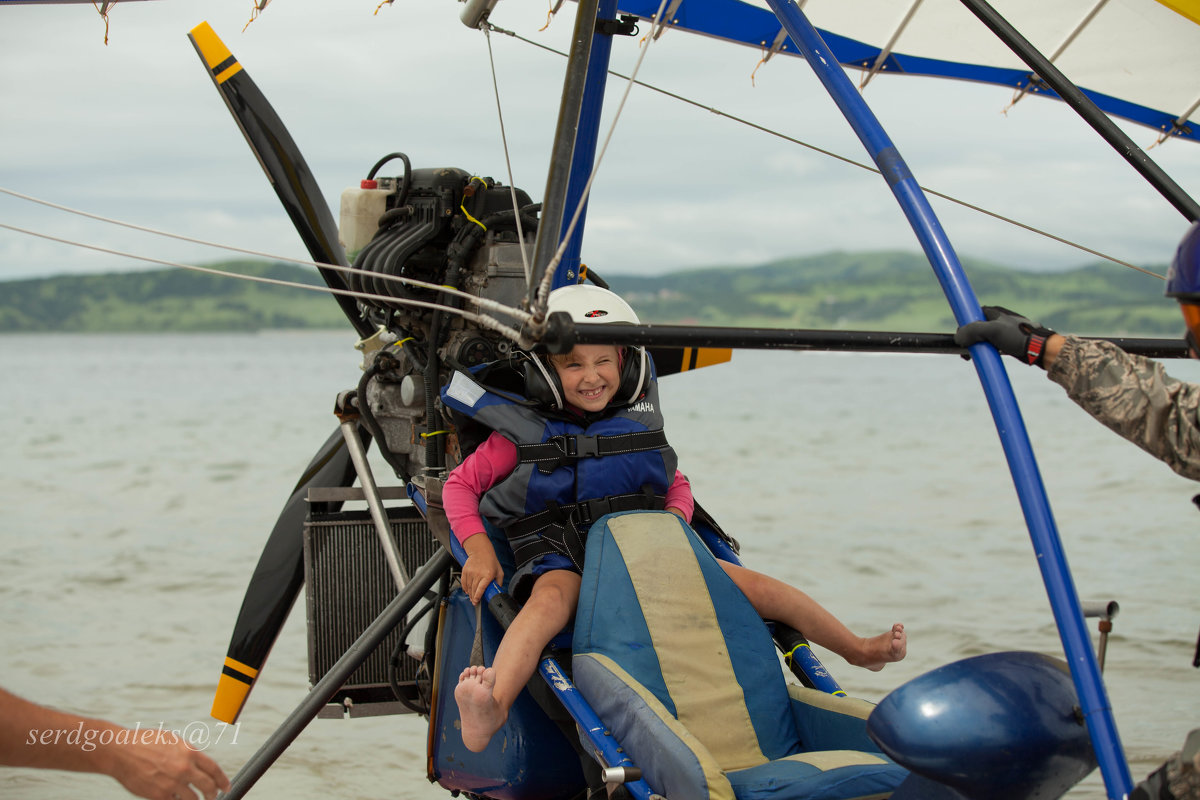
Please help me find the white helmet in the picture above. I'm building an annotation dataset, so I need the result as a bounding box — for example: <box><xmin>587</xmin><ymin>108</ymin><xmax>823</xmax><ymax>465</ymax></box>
<box><xmin>546</xmin><ymin>284</ymin><xmax>641</xmax><ymax>325</ymax></box>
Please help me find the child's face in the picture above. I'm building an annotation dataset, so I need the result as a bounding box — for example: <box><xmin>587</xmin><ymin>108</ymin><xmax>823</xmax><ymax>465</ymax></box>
<box><xmin>549</xmin><ymin>344</ymin><xmax>622</xmax><ymax>412</ymax></box>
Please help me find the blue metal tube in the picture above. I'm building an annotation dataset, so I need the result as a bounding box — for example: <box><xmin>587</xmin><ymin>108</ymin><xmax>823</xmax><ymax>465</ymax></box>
<box><xmin>554</xmin><ymin>0</ymin><xmax>619</xmax><ymax>291</ymax></box>
<box><xmin>763</xmin><ymin>1</ymin><xmax>1133</xmax><ymax>796</ymax></box>
<box><xmin>531</xmin><ymin>655</ymin><xmax>655</xmax><ymax>800</ymax></box>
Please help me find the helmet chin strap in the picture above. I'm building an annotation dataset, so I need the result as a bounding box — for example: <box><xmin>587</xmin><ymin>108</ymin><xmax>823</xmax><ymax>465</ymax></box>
<box><xmin>623</xmin><ymin>348</ymin><xmax>648</xmax><ymax>405</ymax></box>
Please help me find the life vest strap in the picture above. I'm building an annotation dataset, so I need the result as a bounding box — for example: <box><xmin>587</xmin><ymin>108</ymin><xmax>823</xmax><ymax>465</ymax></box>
<box><xmin>516</xmin><ymin>429</ymin><xmax>669</xmax><ymax>474</ymax></box>
<box><xmin>506</xmin><ymin>490</ymin><xmax>666</xmax><ymax>571</ymax></box>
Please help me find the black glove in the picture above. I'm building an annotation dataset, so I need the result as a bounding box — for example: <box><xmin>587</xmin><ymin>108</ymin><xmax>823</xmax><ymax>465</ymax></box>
<box><xmin>954</xmin><ymin>306</ymin><xmax>1056</xmax><ymax>367</ymax></box>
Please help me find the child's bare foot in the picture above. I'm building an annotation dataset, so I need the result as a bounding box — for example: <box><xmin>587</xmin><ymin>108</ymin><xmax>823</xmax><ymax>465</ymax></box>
<box><xmin>848</xmin><ymin>623</ymin><xmax>907</xmax><ymax>671</ymax></box>
<box><xmin>454</xmin><ymin>665</ymin><xmax>506</xmax><ymax>752</ymax></box>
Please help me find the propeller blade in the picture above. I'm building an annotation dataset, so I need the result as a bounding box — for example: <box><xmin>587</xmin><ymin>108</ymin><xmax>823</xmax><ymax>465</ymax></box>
<box><xmin>648</xmin><ymin>346</ymin><xmax>733</xmax><ymax>377</ymax></box>
<box><xmin>186</xmin><ymin>21</ymin><xmax>372</xmax><ymax>338</ymax></box>
<box><xmin>211</xmin><ymin>425</ymin><xmax>365</xmax><ymax>723</ymax></box>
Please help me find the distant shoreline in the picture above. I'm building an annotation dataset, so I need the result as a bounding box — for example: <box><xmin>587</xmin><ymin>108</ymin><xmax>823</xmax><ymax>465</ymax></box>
<box><xmin>0</xmin><ymin>252</ymin><xmax>1180</xmax><ymax>337</ymax></box>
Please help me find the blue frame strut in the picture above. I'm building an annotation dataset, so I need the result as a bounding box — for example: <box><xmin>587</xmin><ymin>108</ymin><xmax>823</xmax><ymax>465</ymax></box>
<box><xmin>762</xmin><ymin>1</ymin><xmax>1133</xmax><ymax>797</ymax></box>
<box><xmin>553</xmin><ymin>0</ymin><xmax>619</xmax><ymax>291</ymax></box>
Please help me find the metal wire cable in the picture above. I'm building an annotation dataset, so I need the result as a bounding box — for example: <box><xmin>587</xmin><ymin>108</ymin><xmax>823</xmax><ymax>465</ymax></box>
<box><xmin>484</xmin><ymin>23</ymin><xmax>1166</xmax><ymax>281</ymax></box>
<box><xmin>482</xmin><ymin>24</ymin><xmax>535</xmax><ymax>287</ymax></box>
<box><xmin>0</xmin><ymin>221</ymin><xmax>530</xmax><ymax>344</ymax></box>
<box><xmin>2</xmin><ymin>20</ymin><xmax>1169</xmax><ymax>292</ymax></box>
<box><xmin>529</xmin><ymin>0</ymin><xmax>677</xmax><ymax>314</ymax></box>
<box><xmin>0</xmin><ymin>186</ymin><xmax>534</xmax><ymax>323</ymax></box>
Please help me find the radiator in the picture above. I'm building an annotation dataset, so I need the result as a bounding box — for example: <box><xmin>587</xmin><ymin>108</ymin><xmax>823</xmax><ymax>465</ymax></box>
<box><xmin>303</xmin><ymin>502</ymin><xmax>439</xmax><ymax>718</ymax></box>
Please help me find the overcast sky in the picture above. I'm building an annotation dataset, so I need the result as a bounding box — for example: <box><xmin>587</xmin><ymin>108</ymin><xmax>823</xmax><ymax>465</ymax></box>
<box><xmin>3</xmin><ymin>0</ymin><xmax>1200</xmax><ymax>287</ymax></box>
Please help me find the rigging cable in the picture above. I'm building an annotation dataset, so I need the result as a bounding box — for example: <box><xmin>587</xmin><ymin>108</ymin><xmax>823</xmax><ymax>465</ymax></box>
<box><xmin>525</xmin><ymin>0</ymin><xmax>676</xmax><ymax>312</ymax></box>
<box><xmin>0</xmin><ymin>220</ymin><xmax>532</xmax><ymax>346</ymax></box>
<box><xmin>481</xmin><ymin>24</ymin><xmax>535</xmax><ymax>287</ymax></box>
<box><xmin>0</xmin><ymin>34</ymin><xmax>1171</xmax><ymax>286</ymax></box>
<box><xmin>481</xmin><ymin>24</ymin><xmax>1167</xmax><ymax>282</ymax></box>
<box><xmin>0</xmin><ymin>187</ymin><xmax>535</xmax><ymax>328</ymax></box>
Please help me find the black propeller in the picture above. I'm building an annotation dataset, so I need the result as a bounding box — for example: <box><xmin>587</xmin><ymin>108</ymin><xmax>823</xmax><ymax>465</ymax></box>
<box><xmin>188</xmin><ymin>21</ymin><xmax>378</xmax><ymax>723</ymax></box>
<box><xmin>187</xmin><ymin>21</ymin><xmax>372</xmax><ymax>339</ymax></box>
<box><xmin>209</xmin><ymin>426</ymin><xmax>365</xmax><ymax>723</ymax></box>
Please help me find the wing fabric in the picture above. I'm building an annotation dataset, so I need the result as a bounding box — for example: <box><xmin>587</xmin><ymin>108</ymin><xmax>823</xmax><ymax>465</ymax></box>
<box><xmin>614</xmin><ymin>0</ymin><xmax>1200</xmax><ymax>143</ymax></box>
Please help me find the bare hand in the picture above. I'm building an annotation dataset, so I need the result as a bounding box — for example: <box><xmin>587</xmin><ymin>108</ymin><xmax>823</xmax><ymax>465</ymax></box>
<box><xmin>460</xmin><ymin>534</ymin><xmax>504</xmax><ymax>605</ymax></box>
<box><xmin>106</xmin><ymin>731</ymin><xmax>230</xmax><ymax>800</ymax></box>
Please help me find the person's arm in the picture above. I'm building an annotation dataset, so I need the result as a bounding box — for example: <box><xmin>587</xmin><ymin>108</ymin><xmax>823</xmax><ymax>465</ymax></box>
<box><xmin>957</xmin><ymin>308</ymin><xmax>1200</xmax><ymax>479</ymax></box>
<box><xmin>1041</xmin><ymin>333</ymin><xmax>1066</xmax><ymax>370</ymax></box>
<box><xmin>443</xmin><ymin>432</ymin><xmax>517</xmax><ymax>602</ymax></box>
<box><xmin>1047</xmin><ymin>335</ymin><xmax>1200</xmax><ymax>481</ymax></box>
<box><xmin>442</xmin><ymin>433</ymin><xmax>518</xmax><ymax>544</ymax></box>
<box><xmin>665</xmin><ymin>469</ymin><xmax>694</xmax><ymax>522</ymax></box>
<box><xmin>0</xmin><ymin>688</ymin><xmax>229</xmax><ymax>800</ymax></box>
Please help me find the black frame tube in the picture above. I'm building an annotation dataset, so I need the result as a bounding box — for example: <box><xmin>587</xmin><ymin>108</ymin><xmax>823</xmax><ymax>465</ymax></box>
<box><xmin>222</xmin><ymin>548</ymin><xmax>454</xmax><ymax>799</ymax></box>
<box><xmin>566</xmin><ymin>321</ymin><xmax>1191</xmax><ymax>358</ymax></box>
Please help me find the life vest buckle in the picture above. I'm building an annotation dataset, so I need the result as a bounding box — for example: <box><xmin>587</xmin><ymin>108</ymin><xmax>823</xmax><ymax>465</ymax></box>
<box><xmin>567</xmin><ymin>435</ymin><xmax>601</xmax><ymax>459</ymax></box>
<box><xmin>578</xmin><ymin>497</ymin><xmax>613</xmax><ymax>526</ymax></box>
<box><xmin>547</xmin><ymin>434</ymin><xmax>601</xmax><ymax>460</ymax></box>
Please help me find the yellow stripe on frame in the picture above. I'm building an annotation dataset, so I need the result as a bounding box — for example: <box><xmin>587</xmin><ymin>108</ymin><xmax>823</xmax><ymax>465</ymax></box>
<box><xmin>210</xmin><ymin>656</ymin><xmax>259</xmax><ymax>723</ymax></box>
<box><xmin>675</xmin><ymin>347</ymin><xmax>732</xmax><ymax>372</ymax></box>
<box><xmin>211</xmin><ymin>674</ymin><xmax>252</xmax><ymax>724</ymax></box>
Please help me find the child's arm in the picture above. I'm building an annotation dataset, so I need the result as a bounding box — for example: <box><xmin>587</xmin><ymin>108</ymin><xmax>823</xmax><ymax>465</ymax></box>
<box><xmin>443</xmin><ymin>432</ymin><xmax>520</xmax><ymax>603</ymax></box>
<box><xmin>665</xmin><ymin>469</ymin><xmax>694</xmax><ymax>522</ymax></box>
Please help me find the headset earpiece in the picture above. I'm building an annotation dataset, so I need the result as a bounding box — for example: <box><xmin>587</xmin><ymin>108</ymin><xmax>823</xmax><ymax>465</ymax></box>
<box><xmin>616</xmin><ymin>346</ymin><xmax>649</xmax><ymax>405</ymax></box>
<box><xmin>521</xmin><ymin>353</ymin><xmax>565</xmax><ymax>410</ymax></box>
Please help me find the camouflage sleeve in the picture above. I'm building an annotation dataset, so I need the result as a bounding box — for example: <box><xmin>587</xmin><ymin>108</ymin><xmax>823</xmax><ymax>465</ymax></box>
<box><xmin>1046</xmin><ymin>335</ymin><xmax>1200</xmax><ymax>480</ymax></box>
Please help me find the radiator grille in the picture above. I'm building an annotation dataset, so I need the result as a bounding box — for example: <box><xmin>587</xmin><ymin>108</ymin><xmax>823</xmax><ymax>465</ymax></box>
<box><xmin>303</xmin><ymin>505</ymin><xmax>439</xmax><ymax>714</ymax></box>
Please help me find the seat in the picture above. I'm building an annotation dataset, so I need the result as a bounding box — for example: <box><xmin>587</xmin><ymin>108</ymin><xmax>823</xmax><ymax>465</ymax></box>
<box><xmin>571</xmin><ymin>510</ymin><xmax>909</xmax><ymax>800</ymax></box>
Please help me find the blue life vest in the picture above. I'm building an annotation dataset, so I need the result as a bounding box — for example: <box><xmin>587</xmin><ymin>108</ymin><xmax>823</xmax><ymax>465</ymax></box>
<box><xmin>441</xmin><ymin>360</ymin><xmax>678</xmax><ymax>572</ymax></box>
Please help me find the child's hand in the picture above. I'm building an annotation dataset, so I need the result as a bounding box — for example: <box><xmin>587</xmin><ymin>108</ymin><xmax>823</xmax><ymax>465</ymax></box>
<box><xmin>461</xmin><ymin>533</ymin><xmax>504</xmax><ymax>605</ymax></box>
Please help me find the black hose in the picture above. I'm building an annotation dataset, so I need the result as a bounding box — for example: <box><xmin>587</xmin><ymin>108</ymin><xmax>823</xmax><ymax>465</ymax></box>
<box><xmin>366</xmin><ymin>152</ymin><xmax>413</xmax><ymax>210</ymax></box>
<box><xmin>387</xmin><ymin>593</ymin><xmax>438</xmax><ymax>715</ymax></box>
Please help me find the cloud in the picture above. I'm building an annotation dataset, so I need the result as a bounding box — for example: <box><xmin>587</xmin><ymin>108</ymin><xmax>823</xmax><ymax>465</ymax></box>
<box><xmin>2</xmin><ymin>0</ymin><xmax>1198</xmax><ymax>286</ymax></box>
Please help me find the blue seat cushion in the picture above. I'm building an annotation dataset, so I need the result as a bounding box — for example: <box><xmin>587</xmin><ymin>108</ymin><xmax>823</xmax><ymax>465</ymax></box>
<box><xmin>727</xmin><ymin>753</ymin><xmax>901</xmax><ymax>800</ymax></box>
<box><xmin>572</xmin><ymin>511</ymin><xmax>908</xmax><ymax>800</ymax></box>
<box><xmin>573</xmin><ymin>511</ymin><xmax>798</xmax><ymax>765</ymax></box>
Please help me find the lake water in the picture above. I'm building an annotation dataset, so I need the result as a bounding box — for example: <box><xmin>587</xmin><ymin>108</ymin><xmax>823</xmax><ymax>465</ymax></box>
<box><xmin>1</xmin><ymin>331</ymin><xmax>1197</xmax><ymax>799</ymax></box>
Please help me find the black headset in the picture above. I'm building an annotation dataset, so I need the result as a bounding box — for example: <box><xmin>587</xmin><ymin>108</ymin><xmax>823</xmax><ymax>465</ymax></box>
<box><xmin>521</xmin><ymin>347</ymin><xmax>649</xmax><ymax>411</ymax></box>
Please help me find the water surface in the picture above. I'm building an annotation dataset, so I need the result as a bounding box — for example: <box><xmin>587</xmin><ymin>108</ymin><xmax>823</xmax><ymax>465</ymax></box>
<box><xmin>2</xmin><ymin>333</ymin><xmax>1197</xmax><ymax>799</ymax></box>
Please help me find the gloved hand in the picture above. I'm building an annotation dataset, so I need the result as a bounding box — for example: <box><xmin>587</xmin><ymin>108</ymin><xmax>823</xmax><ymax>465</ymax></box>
<box><xmin>954</xmin><ymin>306</ymin><xmax>1056</xmax><ymax>366</ymax></box>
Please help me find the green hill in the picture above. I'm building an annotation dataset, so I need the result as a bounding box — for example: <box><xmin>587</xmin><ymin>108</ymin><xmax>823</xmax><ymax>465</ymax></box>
<box><xmin>0</xmin><ymin>261</ymin><xmax>346</xmax><ymax>333</ymax></box>
<box><xmin>0</xmin><ymin>252</ymin><xmax>1180</xmax><ymax>335</ymax></box>
<box><xmin>605</xmin><ymin>251</ymin><xmax>1179</xmax><ymax>336</ymax></box>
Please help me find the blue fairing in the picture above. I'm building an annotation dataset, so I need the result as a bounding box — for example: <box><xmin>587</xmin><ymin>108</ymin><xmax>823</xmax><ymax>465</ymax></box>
<box><xmin>867</xmin><ymin>651</ymin><xmax>1097</xmax><ymax>800</ymax></box>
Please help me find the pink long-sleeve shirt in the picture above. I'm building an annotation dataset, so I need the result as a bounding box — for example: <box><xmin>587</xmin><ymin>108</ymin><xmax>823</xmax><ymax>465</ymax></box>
<box><xmin>443</xmin><ymin>430</ymin><xmax>694</xmax><ymax>544</ymax></box>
